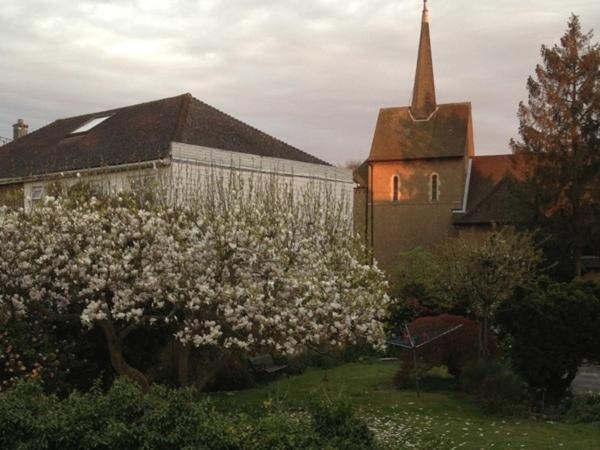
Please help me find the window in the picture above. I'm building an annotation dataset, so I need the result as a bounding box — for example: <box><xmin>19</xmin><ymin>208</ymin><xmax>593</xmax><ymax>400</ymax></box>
<box><xmin>392</xmin><ymin>175</ymin><xmax>401</xmax><ymax>202</ymax></box>
<box><xmin>430</xmin><ymin>173</ymin><xmax>440</xmax><ymax>202</ymax></box>
<box><xmin>70</xmin><ymin>116</ymin><xmax>112</xmax><ymax>135</ymax></box>
<box><xmin>31</xmin><ymin>185</ymin><xmax>44</xmax><ymax>203</ymax></box>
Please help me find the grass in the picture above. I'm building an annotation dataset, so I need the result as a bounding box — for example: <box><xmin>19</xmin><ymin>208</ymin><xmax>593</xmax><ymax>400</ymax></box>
<box><xmin>207</xmin><ymin>361</ymin><xmax>600</xmax><ymax>449</ymax></box>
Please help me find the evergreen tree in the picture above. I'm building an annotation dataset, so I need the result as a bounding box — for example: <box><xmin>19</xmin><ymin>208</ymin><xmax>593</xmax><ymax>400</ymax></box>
<box><xmin>511</xmin><ymin>14</ymin><xmax>600</xmax><ymax>278</ymax></box>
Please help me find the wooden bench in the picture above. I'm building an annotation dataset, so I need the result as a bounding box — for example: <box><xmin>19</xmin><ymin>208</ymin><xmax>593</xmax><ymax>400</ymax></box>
<box><xmin>248</xmin><ymin>354</ymin><xmax>287</xmax><ymax>375</ymax></box>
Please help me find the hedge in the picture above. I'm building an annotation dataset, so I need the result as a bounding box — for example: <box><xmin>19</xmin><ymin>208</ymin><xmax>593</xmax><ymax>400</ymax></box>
<box><xmin>0</xmin><ymin>378</ymin><xmax>375</xmax><ymax>450</ymax></box>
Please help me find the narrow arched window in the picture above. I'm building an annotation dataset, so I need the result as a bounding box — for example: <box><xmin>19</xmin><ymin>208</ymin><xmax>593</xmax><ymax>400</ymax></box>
<box><xmin>392</xmin><ymin>175</ymin><xmax>400</xmax><ymax>202</ymax></box>
<box><xmin>430</xmin><ymin>173</ymin><xmax>440</xmax><ymax>202</ymax></box>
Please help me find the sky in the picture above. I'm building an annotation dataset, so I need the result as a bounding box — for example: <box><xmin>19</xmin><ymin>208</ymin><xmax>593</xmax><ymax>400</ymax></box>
<box><xmin>0</xmin><ymin>0</ymin><xmax>598</xmax><ymax>165</ymax></box>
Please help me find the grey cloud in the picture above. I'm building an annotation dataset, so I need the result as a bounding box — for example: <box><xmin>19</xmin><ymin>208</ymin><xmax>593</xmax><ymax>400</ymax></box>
<box><xmin>0</xmin><ymin>0</ymin><xmax>599</xmax><ymax>165</ymax></box>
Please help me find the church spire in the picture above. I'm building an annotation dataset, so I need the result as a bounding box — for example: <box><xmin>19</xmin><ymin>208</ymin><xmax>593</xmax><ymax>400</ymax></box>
<box><xmin>410</xmin><ymin>0</ymin><xmax>437</xmax><ymax>119</ymax></box>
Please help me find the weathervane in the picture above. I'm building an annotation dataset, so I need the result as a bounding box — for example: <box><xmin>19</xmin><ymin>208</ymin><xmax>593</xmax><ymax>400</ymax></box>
<box><xmin>423</xmin><ymin>0</ymin><xmax>430</xmax><ymax>23</ymax></box>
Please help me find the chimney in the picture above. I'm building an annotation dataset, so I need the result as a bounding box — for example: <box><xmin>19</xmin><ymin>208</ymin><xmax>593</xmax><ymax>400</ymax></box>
<box><xmin>13</xmin><ymin>119</ymin><xmax>29</xmax><ymax>140</ymax></box>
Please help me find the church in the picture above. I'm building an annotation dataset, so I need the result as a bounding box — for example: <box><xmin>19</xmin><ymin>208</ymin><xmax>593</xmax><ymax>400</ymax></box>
<box><xmin>353</xmin><ymin>1</ymin><xmax>530</xmax><ymax>274</ymax></box>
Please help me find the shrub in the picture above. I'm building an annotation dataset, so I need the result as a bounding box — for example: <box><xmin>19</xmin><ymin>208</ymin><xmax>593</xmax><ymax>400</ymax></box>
<box><xmin>285</xmin><ymin>352</ymin><xmax>334</xmax><ymax>375</ymax></box>
<box><xmin>460</xmin><ymin>360</ymin><xmax>525</xmax><ymax>414</ymax></box>
<box><xmin>309</xmin><ymin>394</ymin><xmax>375</xmax><ymax>450</ymax></box>
<box><xmin>241</xmin><ymin>413</ymin><xmax>321</xmax><ymax>450</ymax></box>
<box><xmin>386</xmin><ymin>297</ymin><xmax>437</xmax><ymax>337</ymax></box>
<box><xmin>567</xmin><ymin>393</ymin><xmax>600</xmax><ymax>423</ymax></box>
<box><xmin>0</xmin><ymin>378</ymin><xmax>236</xmax><ymax>450</ymax></box>
<box><xmin>0</xmin><ymin>378</ymin><xmax>375</xmax><ymax>450</ymax></box>
<box><xmin>479</xmin><ymin>368</ymin><xmax>525</xmax><ymax>414</ymax></box>
<box><xmin>497</xmin><ymin>279</ymin><xmax>600</xmax><ymax>403</ymax></box>
<box><xmin>460</xmin><ymin>359</ymin><xmax>499</xmax><ymax>395</ymax></box>
<box><xmin>394</xmin><ymin>315</ymin><xmax>497</xmax><ymax>388</ymax></box>
<box><xmin>0</xmin><ymin>318</ymin><xmax>111</xmax><ymax>396</ymax></box>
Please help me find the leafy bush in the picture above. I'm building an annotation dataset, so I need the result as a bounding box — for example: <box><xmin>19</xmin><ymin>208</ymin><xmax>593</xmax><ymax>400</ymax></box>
<box><xmin>0</xmin><ymin>378</ymin><xmax>376</xmax><ymax>450</ymax></box>
<box><xmin>386</xmin><ymin>297</ymin><xmax>437</xmax><ymax>337</ymax></box>
<box><xmin>0</xmin><ymin>318</ymin><xmax>112</xmax><ymax>396</ymax></box>
<box><xmin>567</xmin><ymin>393</ymin><xmax>600</xmax><ymax>423</ymax></box>
<box><xmin>460</xmin><ymin>359</ymin><xmax>525</xmax><ymax>414</ymax></box>
<box><xmin>479</xmin><ymin>369</ymin><xmax>525</xmax><ymax>414</ymax></box>
<box><xmin>497</xmin><ymin>279</ymin><xmax>600</xmax><ymax>402</ymax></box>
<box><xmin>394</xmin><ymin>315</ymin><xmax>497</xmax><ymax>388</ymax></box>
<box><xmin>239</xmin><ymin>413</ymin><xmax>320</xmax><ymax>450</ymax></box>
<box><xmin>0</xmin><ymin>378</ymin><xmax>236</xmax><ymax>450</ymax></box>
<box><xmin>460</xmin><ymin>359</ymin><xmax>499</xmax><ymax>395</ymax></box>
<box><xmin>310</xmin><ymin>394</ymin><xmax>375</xmax><ymax>449</ymax></box>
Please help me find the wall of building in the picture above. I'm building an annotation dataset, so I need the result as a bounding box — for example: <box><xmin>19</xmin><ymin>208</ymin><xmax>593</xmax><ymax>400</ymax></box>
<box><xmin>455</xmin><ymin>224</ymin><xmax>495</xmax><ymax>241</ymax></box>
<box><xmin>353</xmin><ymin>187</ymin><xmax>368</xmax><ymax>241</ymax></box>
<box><xmin>22</xmin><ymin>166</ymin><xmax>169</xmax><ymax>210</ymax></box>
<box><xmin>170</xmin><ymin>142</ymin><xmax>355</xmax><ymax>209</ymax></box>
<box><xmin>0</xmin><ymin>183</ymin><xmax>24</xmax><ymax>208</ymax></box>
<box><xmin>16</xmin><ymin>143</ymin><xmax>355</xmax><ymax>220</ymax></box>
<box><xmin>366</xmin><ymin>157</ymin><xmax>467</xmax><ymax>273</ymax></box>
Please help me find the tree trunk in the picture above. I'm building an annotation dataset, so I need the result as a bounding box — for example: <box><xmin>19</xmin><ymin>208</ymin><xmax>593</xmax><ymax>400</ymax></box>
<box><xmin>482</xmin><ymin>314</ymin><xmax>489</xmax><ymax>358</ymax></box>
<box><xmin>178</xmin><ymin>344</ymin><xmax>191</xmax><ymax>386</ymax></box>
<box><xmin>478</xmin><ymin>321</ymin><xmax>484</xmax><ymax>359</ymax></box>
<box><xmin>574</xmin><ymin>233</ymin><xmax>583</xmax><ymax>279</ymax></box>
<box><xmin>98</xmin><ymin>320</ymin><xmax>150</xmax><ymax>391</ymax></box>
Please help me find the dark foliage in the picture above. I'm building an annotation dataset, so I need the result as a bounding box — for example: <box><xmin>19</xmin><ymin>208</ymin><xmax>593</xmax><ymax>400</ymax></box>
<box><xmin>460</xmin><ymin>359</ymin><xmax>526</xmax><ymax>414</ymax></box>
<box><xmin>309</xmin><ymin>394</ymin><xmax>375</xmax><ymax>449</ymax></box>
<box><xmin>566</xmin><ymin>393</ymin><xmax>600</xmax><ymax>423</ymax></box>
<box><xmin>386</xmin><ymin>297</ymin><xmax>438</xmax><ymax>338</ymax></box>
<box><xmin>498</xmin><ymin>279</ymin><xmax>600</xmax><ymax>403</ymax></box>
<box><xmin>510</xmin><ymin>14</ymin><xmax>600</xmax><ymax>278</ymax></box>
<box><xmin>0</xmin><ymin>319</ymin><xmax>112</xmax><ymax>396</ymax></box>
<box><xmin>205</xmin><ymin>355</ymin><xmax>256</xmax><ymax>392</ymax></box>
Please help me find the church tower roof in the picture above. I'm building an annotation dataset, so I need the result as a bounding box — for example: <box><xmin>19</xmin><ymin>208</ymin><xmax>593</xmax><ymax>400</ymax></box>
<box><xmin>367</xmin><ymin>0</ymin><xmax>474</xmax><ymax>162</ymax></box>
<box><xmin>410</xmin><ymin>0</ymin><xmax>437</xmax><ymax>120</ymax></box>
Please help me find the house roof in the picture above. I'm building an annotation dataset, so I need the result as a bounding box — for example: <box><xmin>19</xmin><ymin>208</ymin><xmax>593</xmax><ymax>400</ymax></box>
<box><xmin>368</xmin><ymin>102</ymin><xmax>474</xmax><ymax>162</ymax></box>
<box><xmin>0</xmin><ymin>93</ymin><xmax>328</xmax><ymax>180</ymax></box>
<box><xmin>353</xmin><ymin>160</ymin><xmax>369</xmax><ymax>186</ymax></box>
<box><xmin>454</xmin><ymin>154</ymin><xmax>533</xmax><ymax>225</ymax></box>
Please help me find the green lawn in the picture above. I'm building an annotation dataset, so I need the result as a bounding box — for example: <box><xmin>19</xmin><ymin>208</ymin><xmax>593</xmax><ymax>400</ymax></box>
<box><xmin>207</xmin><ymin>361</ymin><xmax>600</xmax><ymax>450</ymax></box>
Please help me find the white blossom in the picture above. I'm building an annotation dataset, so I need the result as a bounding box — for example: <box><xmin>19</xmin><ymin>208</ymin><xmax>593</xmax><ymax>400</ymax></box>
<box><xmin>0</xmin><ymin>175</ymin><xmax>389</xmax><ymax>358</ymax></box>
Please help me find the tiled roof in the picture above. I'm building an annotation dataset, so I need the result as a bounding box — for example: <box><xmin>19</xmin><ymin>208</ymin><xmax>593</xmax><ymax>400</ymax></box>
<box><xmin>0</xmin><ymin>93</ymin><xmax>328</xmax><ymax>180</ymax></box>
<box><xmin>353</xmin><ymin>160</ymin><xmax>369</xmax><ymax>186</ymax></box>
<box><xmin>368</xmin><ymin>102</ymin><xmax>474</xmax><ymax>161</ymax></box>
<box><xmin>454</xmin><ymin>154</ymin><xmax>533</xmax><ymax>225</ymax></box>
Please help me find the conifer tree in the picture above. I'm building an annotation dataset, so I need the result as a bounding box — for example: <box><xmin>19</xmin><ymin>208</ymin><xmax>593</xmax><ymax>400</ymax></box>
<box><xmin>511</xmin><ymin>14</ymin><xmax>600</xmax><ymax>278</ymax></box>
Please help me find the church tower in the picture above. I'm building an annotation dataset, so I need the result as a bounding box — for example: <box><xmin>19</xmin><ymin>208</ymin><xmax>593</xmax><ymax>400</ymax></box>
<box><xmin>353</xmin><ymin>0</ymin><xmax>475</xmax><ymax>273</ymax></box>
<box><xmin>411</xmin><ymin>0</ymin><xmax>436</xmax><ymax>120</ymax></box>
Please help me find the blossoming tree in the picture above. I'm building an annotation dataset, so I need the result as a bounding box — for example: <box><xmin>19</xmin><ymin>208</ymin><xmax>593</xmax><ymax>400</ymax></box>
<box><xmin>0</xmin><ymin>175</ymin><xmax>388</xmax><ymax>389</ymax></box>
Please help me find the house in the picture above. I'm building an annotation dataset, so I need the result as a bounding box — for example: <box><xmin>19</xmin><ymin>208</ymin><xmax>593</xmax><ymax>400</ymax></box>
<box><xmin>0</xmin><ymin>94</ymin><xmax>353</xmax><ymax>209</ymax></box>
<box><xmin>353</xmin><ymin>0</ymin><xmax>533</xmax><ymax>274</ymax></box>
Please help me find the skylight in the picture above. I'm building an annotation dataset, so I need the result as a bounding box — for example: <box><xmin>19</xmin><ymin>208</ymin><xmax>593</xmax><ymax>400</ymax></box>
<box><xmin>70</xmin><ymin>115</ymin><xmax>112</xmax><ymax>135</ymax></box>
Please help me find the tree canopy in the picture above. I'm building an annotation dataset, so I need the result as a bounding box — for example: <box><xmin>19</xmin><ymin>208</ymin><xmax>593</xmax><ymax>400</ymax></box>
<box><xmin>392</xmin><ymin>228</ymin><xmax>542</xmax><ymax>356</ymax></box>
<box><xmin>510</xmin><ymin>14</ymin><xmax>600</xmax><ymax>278</ymax></box>
<box><xmin>0</xmin><ymin>176</ymin><xmax>389</xmax><ymax>389</ymax></box>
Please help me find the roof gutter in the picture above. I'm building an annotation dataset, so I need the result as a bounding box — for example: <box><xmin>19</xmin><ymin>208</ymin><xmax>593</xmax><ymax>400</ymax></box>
<box><xmin>0</xmin><ymin>158</ymin><xmax>172</xmax><ymax>186</ymax></box>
